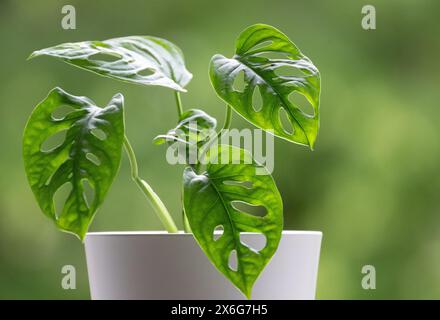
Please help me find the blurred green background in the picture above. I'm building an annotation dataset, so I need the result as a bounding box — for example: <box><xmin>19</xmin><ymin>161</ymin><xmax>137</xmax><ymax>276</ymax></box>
<box><xmin>1</xmin><ymin>0</ymin><xmax>439</xmax><ymax>299</ymax></box>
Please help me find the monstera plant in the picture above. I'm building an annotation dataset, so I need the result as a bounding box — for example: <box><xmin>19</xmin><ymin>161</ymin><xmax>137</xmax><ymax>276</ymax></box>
<box><xmin>23</xmin><ymin>24</ymin><xmax>320</xmax><ymax>298</ymax></box>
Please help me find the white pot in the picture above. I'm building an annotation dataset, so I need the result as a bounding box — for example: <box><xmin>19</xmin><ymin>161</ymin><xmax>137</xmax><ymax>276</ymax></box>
<box><xmin>84</xmin><ymin>231</ymin><xmax>322</xmax><ymax>300</ymax></box>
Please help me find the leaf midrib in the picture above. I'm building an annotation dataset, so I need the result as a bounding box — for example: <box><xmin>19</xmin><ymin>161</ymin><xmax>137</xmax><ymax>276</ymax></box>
<box><xmin>208</xmin><ymin>174</ymin><xmax>248</xmax><ymax>290</ymax></box>
<box><xmin>70</xmin><ymin>106</ymin><xmax>101</xmax><ymax>214</ymax></box>
<box><xmin>232</xmin><ymin>55</ymin><xmax>311</xmax><ymax>146</ymax></box>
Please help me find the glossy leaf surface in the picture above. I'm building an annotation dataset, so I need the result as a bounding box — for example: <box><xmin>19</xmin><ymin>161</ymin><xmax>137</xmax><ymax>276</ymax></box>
<box><xmin>30</xmin><ymin>36</ymin><xmax>192</xmax><ymax>92</ymax></box>
<box><xmin>23</xmin><ymin>87</ymin><xmax>124</xmax><ymax>240</ymax></box>
<box><xmin>183</xmin><ymin>145</ymin><xmax>283</xmax><ymax>298</ymax></box>
<box><xmin>210</xmin><ymin>24</ymin><xmax>320</xmax><ymax>148</ymax></box>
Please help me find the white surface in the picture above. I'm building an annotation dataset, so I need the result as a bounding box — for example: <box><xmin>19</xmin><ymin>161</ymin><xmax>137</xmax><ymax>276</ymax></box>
<box><xmin>85</xmin><ymin>231</ymin><xmax>322</xmax><ymax>300</ymax></box>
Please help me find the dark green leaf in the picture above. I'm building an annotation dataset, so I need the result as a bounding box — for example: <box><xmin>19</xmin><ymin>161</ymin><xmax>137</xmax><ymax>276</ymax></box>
<box><xmin>210</xmin><ymin>24</ymin><xmax>321</xmax><ymax>148</ymax></box>
<box><xmin>23</xmin><ymin>87</ymin><xmax>125</xmax><ymax>240</ymax></box>
<box><xmin>30</xmin><ymin>36</ymin><xmax>192</xmax><ymax>92</ymax></box>
<box><xmin>183</xmin><ymin>145</ymin><xmax>283</xmax><ymax>298</ymax></box>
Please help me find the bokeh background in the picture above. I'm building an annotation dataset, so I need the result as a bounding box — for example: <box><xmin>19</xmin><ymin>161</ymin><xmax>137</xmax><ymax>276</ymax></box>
<box><xmin>1</xmin><ymin>0</ymin><xmax>439</xmax><ymax>299</ymax></box>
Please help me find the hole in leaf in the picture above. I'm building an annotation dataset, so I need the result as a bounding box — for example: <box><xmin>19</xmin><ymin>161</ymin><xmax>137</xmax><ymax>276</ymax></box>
<box><xmin>138</xmin><ymin>68</ymin><xmax>155</xmax><ymax>77</ymax></box>
<box><xmin>229</xmin><ymin>250</ymin><xmax>238</xmax><ymax>271</ymax></box>
<box><xmin>92</xmin><ymin>41</ymin><xmax>111</xmax><ymax>49</ymax></box>
<box><xmin>82</xmin><ymin>179</ymin><xmax>95</xmax><ymax>209</ymax></box>
<box><xmin>53</xmin><ymin>182</ymin><xmax>72</xmax><ymax>219</ymax></box>
<box><xmin>213</xmin><ymin>225</ymin><xmax>224</xmax><ymax>241</ymax></box>
<box><xmin>90</xmin><ymin>128</ymin><xmax>107</xmax><ymax>141</ymax></box>
<box><xmin>232</xmin><ymin>70</ymin><xmax>246</xmax><ymax>92</ymax></box>
<box><xmin>89</xmin><ymin>52</ymin><xmax>121</xmax><ymax>62</ymax></box>
<box><xmin>279</xmin><ymin>108</ymin><xmax>294</xmax><ymax>135</ymax></box>
<box><xmin>288</xmin><ymin>92</ymin><xmax>315</xmax><ymax>117</ymax></box>
<box><xmin>240</xmin><ymin>233</ymin><xmax>267</xmax><ymax>252</ymax></box>
<box><xmin>51</xmin><ymin>105</ymin><xmax>75</xmax><ymax>121</ymax></box>
<box><xmin>86</xmin><ymin>153</ymin><xmax>101</xmax><ymax>166</ymax></box>
<box><xmin>252</xmin><ymin>85</ymin><xmax>263</xmax><ymax>112</ymax></box>
<box><xmin>259</xmin><ymin>51</ymin><xmax>291</xmax><ymax>60</ymax></box>
<box><xmin>45</xmin><ymin>162</ymin><xmax>66</xmax><ymax>186</ymax></box>
<box><xmin>45</xmin><ymin>171</ymin><xmax>56</xmax><ymax>186</ymax></box>
<box><xmin>274</xmin><ymin>65</ymin><xmax>304</xmax><ymax>78</ymax></box>
<box><xmin>231</xmin><ymin>201</ymin><xmax>267</xmax><ymax>217</ymax></box>
<box><xmin>40</xmin><ymin>130</ymin><xmax>67</xmax><ymax>152</ymax></box>
<box><xmin>248</xmin><ymin>40</ymin><xmax>273</xmax><ymax>52</ymax></box>
<box><xmin>223</xmin><ymin>180</ymin><xmax>253</xmax><ymax>189</ymax></box>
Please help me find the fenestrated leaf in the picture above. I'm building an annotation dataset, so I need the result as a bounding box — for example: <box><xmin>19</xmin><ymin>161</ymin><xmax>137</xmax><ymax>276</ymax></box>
<box><xmin>30</xmin><ymin>36</ymin><xmax>192</xmax><ymax>92</ymax></box>
<box><xmin>210</xmin><ymin>24</ymin><xmax>321</xmax><ymax>149</ymax></box>
<box><xmin>183</xmin><ymin>145</ymin><xmax>283</xmax><ymax>298</ymax></box>
<box><xmin>23</xmin><ymin>87</ymin><xmax>125</xmax><ymax>240</ymax></box>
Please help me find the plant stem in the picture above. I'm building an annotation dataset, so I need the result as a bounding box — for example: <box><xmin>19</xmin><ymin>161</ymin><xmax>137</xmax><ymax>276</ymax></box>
<box><xmin>182</xmin><ymin>208</ymin><xmax>192</xmax><ymax>233</ymax></box>
<box><xmin>223</xmin><ymin>104</ymin><xmax>232</xmax><ymax>129</ymax></box>
<box><xmin>174</xmin><ymin>91</ymin><xmax>192</xmax><ymax>232</ymax></box>
<box><xmin>123</xmin><ymin>135</ymin><xmax>178</xmax><ymax>233</ymax></box>
<box><xmin>216</xmin><ymin>104</ymin><xmax>233</xmax><ymax>144</ymax></box>
<box><xmin>174</xmin><ymin>91</ymin><xmax>183</xmax><ymax>119</ymax></box>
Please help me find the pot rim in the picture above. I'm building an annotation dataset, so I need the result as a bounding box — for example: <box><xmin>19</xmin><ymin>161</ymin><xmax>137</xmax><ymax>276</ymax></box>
<box><xmin>86</xmin><ymin>230</ymin><xmax>322</xmax><ymax>237</ymax></box>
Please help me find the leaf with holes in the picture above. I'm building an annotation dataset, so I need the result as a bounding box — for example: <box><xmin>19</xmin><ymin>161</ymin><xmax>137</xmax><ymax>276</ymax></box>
<box><xmin>210</xmin><ymin>24</ymin><xmax>321</xmax><ymax>149</ymax></box>
<box><xmin>23</xmin><ymin>87</ymin><xmax>125</xmax><ymax>240</ymax></box>
<box><xmin>29</xmin><ymin>36</ymin><xmax>192</xmax><ymax>92</ymax></box>
<box><xmin>183</xmin><ymin>145</ymin><xmax>283</xmax><ymax>298</ymax></box>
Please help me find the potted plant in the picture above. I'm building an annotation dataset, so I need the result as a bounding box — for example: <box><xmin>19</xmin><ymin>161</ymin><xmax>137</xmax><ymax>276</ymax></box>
<box><xmin>23</xmin><ymin>24</ymin><xmax>322</xmax><ymax>299</ymax></box>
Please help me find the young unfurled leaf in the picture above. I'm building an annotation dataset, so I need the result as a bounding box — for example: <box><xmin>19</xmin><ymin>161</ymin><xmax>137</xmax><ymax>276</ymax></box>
<box><xmin>154</xmin><ymin>109</ymin><xmax>217</xmax><ymax>146</ymax></box>
<box><xmin>30</xmin><ymin>36</ymin><xmax>192</xmax><ymax>92</ymax></box>
<box><xmin>183</xmin><ymin>145</ymin><xmax>283</xmax><ymax>298</ymax></box>
<box><xmin>23</xmin><ymin>87</ymin><xmax>125</xmax><ymax>240</ymax></box>
<box><xmin>209</xmin><ymin>24</ymin><xmax>321</xmax><ymax>148</ymax></box>
<box><xmin>154</xmin><ymin>109</ymin><xmax>217</xmax><ymax>165</ymax></box>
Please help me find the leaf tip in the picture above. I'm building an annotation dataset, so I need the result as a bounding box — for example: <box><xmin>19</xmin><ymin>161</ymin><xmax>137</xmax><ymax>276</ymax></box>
<box><xmin>73</xmin><ymin>226</ymin><xmax>88</xmax><ymax>242</ymax></box>
<box><xmin>176</xmin><ymin>87</ymin><xmax>187</xmax><ymax>93</ymax></box>
<box><xmin>308</xmin><ymin>136</ymin><xmax>317</xmax><ymax>151</ymax></box>
<box><xmin>57</xmin><ymin>223</ymin><xmax>87</xmax><ymax>243</ymax></box>
<box><xmin>243</xmin><ymin>287</ymin><xmax>253</xmax><ymax>300</ymax></box>
<box><xmin>109</xmin><ymin>92</ymin><xmax>125</xmax><ymax>107</ymax></box>
<box><xmin>152</xmin><ymin>135</ymin><xmax>165</xmax><ymax>145</ymax></box>
<box><xmin>79</xmin><ymin>233</ymin><xmax>86</xmax><ymax>243</ymax></box>
<box><xmin>27</xmin><ymin>51</ymin><xmax>39</xmax><ymax>61</ymax></box>
<box><xmin>50</xmin><ymin>86</ymin><xmax>66</xmax><ymax>97</ymax></box>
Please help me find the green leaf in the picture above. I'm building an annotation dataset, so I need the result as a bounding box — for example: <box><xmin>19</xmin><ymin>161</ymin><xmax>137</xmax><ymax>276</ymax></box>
<box><xmin>23</xmin><ymin>87</ymin><xmax>125</xmax><ymax>240</ymax></box>
<box><xmin>154</xmin><ymin>109</ymin><xmax>217</xmax><ymax>146</ymax></box>
<box><xmin>30</xmin><ymin>36</ymin><xmax>192</xmax><ymax>92</ymax></box>
<box><xmin>183</xmin><ymin>145</ymin><xmax>283</xmax><ymax>298</ymax></box>
<box><xmin>209</xmin><ymin>24</ymin><xmax>321</xmax><ymax>149</ymax></box>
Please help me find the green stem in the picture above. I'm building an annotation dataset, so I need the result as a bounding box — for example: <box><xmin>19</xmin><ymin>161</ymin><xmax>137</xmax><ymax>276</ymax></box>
<box><xmin>123</xmin><ymin>135</ymin><xmax>178</xmax><ymax>233</ymax></box>
<box><xmin>223</xmin><ymin>104</ymin><xmax>232</xmax><ymax>129</ymax></box>
<box><xmin>216</xmin><ymin>104</ymin><xmax>233</xmax><ymax>144</ymax></box>
<box><xmin>182</xmin><ymin>208</ymin><xmax>192</xmax><ymax>233</ymax></box>
<box><xmin>174</xmin><ymin>91</ymin><xmax>192</xmax><ymax>232</ymax></box>
<box><xmin>174</xmin><ymin>91</ymin><xmax>183</xmax><ymax>119</ymax></box>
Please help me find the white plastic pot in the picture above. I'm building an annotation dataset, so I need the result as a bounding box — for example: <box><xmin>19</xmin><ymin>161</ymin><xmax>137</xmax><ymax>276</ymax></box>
<box><xmin>84</xmin><ymin>231</ymin><xmax>322</xmax><ymax>300</ymax></box>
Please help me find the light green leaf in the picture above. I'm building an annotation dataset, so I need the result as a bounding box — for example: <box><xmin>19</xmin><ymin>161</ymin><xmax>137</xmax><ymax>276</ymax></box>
<box><xmin>210</xmin><ymin>24</ymin><xmax>321</xmax><ymax>148</ymax></box>
<box><xmin>183</xmin><ymin>145</ymin><xmax>283</xmax><ymax>298</ymax></box>
<box><xmin>23</xmin><ymin>87</ymin><xmax>125</xmax><ymax>240</ymax></box>
<box><xmin>154</xmin><ymin>109</ymin><xmax>217</xmax><ymax>165</ymax></box>
<box><xmin>154</xmin><ymin>108</ymin><xmax>217</xmax><ymax>146</ymax></box>
<box><xmin>30</xmin><ymin>36</ymin><xmax>192</xmax><ymax>92</ymax></box>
